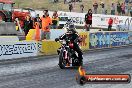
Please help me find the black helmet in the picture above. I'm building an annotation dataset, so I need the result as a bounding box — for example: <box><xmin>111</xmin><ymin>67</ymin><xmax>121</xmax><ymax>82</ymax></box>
<box><xmin>69</xmin><ymin>24</ymin><xmax>75</xmax><ymax>29</ymax></box>
<box><xmin>67</xmin><ymin>24</ymin><xmax>76</xmax><ymax>34</ymax></box>
<box><xmin>67</xmin><ymin>19</ymin><xmax>71</xmax><ymax>22</ymax></box>
<box><xmin>66</xmin><ymin>19</ymin><xmax>72</xmax><ymax>25</ymax></box>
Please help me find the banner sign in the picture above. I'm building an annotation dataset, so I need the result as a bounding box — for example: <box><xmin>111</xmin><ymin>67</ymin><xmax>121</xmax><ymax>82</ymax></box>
<box><xmin>128</xmin><ymin>31</ymin><xmax>132</xmax><ymax>44</ymax></box>
<box><xmin>92</xmin><ymin>14</ymin><xmax>132</xmax><ymax>31</ymax></box>
<box><xmin>110</xmin><ymin>32</ymin><xmax>129</xmax><ymax>47</ymax></box>
<box><xmin>79</xmin><ymin>32</ymin><xmax>89</xmax><ymax>50</ymax></box>
<box><xmin>90</xmin><ymin>32</ymin><xmax>110</xmax><ymax>49</ymax></box>
<box><xmin>90</xmin><ymin>32</ymin><xmax>129</xmax><ymax>49</ymax></box>
<box><xmin>57</xmin><ymin>12</ymin><xmax>132</xmax><ymax>31</ymax></box>
<box><xmin>35</xmin><ymin>10</ymin><xmax>132</xmax><ymax>30</ymax></box>
<box><xmin>58</xmin><ymin>12</ymin><xmax>132</xmax><ymax>31</ymax></box>
<box><xmin>0</xmin><ymin>41</ymin><xmax>41</xmax><ymax>60</ymax></box>
<box><xmin>58</xmin><ymin>12</ymin><xmax>85</xmax><ymax>26</ymax></box>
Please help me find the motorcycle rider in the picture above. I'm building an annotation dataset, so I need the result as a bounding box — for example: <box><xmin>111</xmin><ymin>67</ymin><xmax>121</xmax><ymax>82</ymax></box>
<box><xmin>55</xmin><ymin>23</ymin><xmax>83</xmax><ymax>66</ymax></box>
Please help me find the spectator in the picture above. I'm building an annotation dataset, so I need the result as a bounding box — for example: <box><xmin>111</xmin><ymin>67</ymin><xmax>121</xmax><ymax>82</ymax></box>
<box><xmin>52</xmin><ymin>11</ymin><xmax>59</xmax><ymax>29</ymax></box>
<box><xmin>100</xmin><ymin>2</ymin><xmax>105</xmax><ymax>14</ymax></box>
<box><xmin>85</xmin><ymin>9</ymin><xmax>92</xmax><ymax>31</ymax></box>
<box><xmin>64</xmin><ymin>0</ymin><xmax>66</xmax><ymax>4</ymax></box>
<box><xmin>121</xmin><ymin>3</ymin><xmax>125</xmax><ymax>15</ymax></box>
<box><xmin>24</xmin><ymin>15</ymin><xmax>33</xmax><ymax>36</ymax></box>
<box><xmin>108</xmin><ymin>17</ymin><xmax>113</xmax><ymax>31</ymax></box>
<box><xmin>130</xmin><ymin>11</ymin><xmax>132</xmax><ymax>17</ymax></box>
<box><xmin>69</xmin><ymin>3</ymin><xmax>73</xmax><ymax>12</ymax></box>
<box><xmin>125</xmin><ymin>2</ymin><xmax>129</xmax><ymax>15</ymax></box>
<box><xmin>125</xmin><ymin>0</ymin><xmax>129</xmax><ymax>3</ymax></box>
<box><xmin>93</xmin><ymin>2</ymin><xmax>98</xmax><ymax>14</ymax></box>
<box><xmin>129</xmin><ymin>1</ymin><xmax>132</xmax><ymax>17</ymax></box>
<box><xmin>80</xmin><ymin>4</ymin><xmax>84</xmax><ymax>13</ymax></box>
<box><xmin>129</xmin><ymin>0</ymin><xmax>132</xmax><ymax>3</ymax></box>
<box><xmin>34</xmin><ymin>14</ymin><xmax>41</xmax><ymax>28</ymax></box>
<box><xmin>53</xmin><ymin>0</ymin><xmax>59</xmax><ymax>3</ymax></box>
<box><xmin>105</xmin><ymin>10</ymin><xmax>107</xmax><ymax>15</ymax></box>
<box><xmin>117</xmin><ymin>2</ymin><xmax>122</xmax><ymax>15</ymax></box>
<box><xmin>72</xmin><ymin>0</ymin><xmax>75</xmax><ymax>3</ymax></box>
<box><xmin>111</xmin><ymin>3</ymin><xmax>116</xmax><ymax>15</ymax></box>
<box><xmin>41</xmin><ymin>10</ymin><xmax>52</xmax><ymax>40</ymax></box>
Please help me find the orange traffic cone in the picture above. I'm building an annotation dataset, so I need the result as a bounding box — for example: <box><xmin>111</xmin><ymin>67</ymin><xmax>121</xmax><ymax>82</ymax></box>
<box><xmin>35</xmin><ymin>22</ymin><xmax>40</xmax><ymax>41</ymax></box>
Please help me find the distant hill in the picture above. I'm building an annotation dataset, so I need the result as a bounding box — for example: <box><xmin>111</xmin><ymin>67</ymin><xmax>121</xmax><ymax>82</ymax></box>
<box><xmin>13</xmin><ymin>0</ymin><xmax>124</xmax><ymax>14</ymax></box>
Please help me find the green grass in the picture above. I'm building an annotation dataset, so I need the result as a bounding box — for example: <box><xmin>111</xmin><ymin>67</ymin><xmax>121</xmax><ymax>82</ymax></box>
<box><xmin>13</xmin><ymin>0</ymin><xmax>125</xmax><ymax>14</ymax></box>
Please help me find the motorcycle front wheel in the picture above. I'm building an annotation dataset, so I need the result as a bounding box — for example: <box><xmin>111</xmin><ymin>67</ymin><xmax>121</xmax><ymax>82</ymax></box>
<box><xmin>59</xmin><ymin>51</ymin><xmax>66</xmax><ymax>69</ymax></box>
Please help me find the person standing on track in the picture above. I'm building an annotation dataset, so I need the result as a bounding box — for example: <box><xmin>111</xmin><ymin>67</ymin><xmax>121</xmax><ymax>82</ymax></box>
<box><xmin>85</xmin><ymin>9</ymin><xmax>92</xmax><ymax>31</ymax></box>
<box><xmin>34</xmin><ymin>14</ymin><xmax>41</xmax><ymax>28</ymax></box>
<box><xmin>108</xmin><ymin>17</ymin><xmax>113</xmax><ymax>31</ymax></box>
<box><xmin>41</xmin><ymin>10</ymin><xmax>52</xmax><ymax>40</ymax></box>
<box><xmin>52</xmin><ymin>11</ymin><xmax>59</xmax><ymax>29</ymax></box>
<box><xmin>24</xmin><ymin>15</ymin><xmax>33</xmax><ymax>36</ymax></box>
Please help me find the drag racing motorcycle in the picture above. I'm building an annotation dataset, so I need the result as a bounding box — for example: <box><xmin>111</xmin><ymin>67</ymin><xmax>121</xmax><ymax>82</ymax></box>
<box><xmin>55</xmin><ymin>38</ymin><xmax>81</xmax><ymax>69</ymax></box>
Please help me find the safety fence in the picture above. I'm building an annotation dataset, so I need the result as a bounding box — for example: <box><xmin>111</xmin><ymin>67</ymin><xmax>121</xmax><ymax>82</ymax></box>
<box><xmin>0</xmin><ymin>30</ymin><xmax>132</xmax><ymax>60</ymax></box>
<box><xmin>26</xmin><ymin>29</ymin><xmax>132</xmax><ymax>55</ymax></box>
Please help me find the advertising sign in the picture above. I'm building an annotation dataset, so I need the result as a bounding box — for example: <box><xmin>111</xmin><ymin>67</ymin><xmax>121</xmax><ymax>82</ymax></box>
<box><xmin>110</xmin><ymin>32</ymin><xmax>129</xmax><ymax>47</ymax></box>
<box><xmin>90</xmin><ymin>32</ymin><xmax>129</xmax><ymax>49</ymax></box>
<box><xmin>79</xmin><ymin>32</ymin><xmax>89</xmax><ymax>50</ymax></box>
<box><xmin>90</xmin><ymin>32</ymin><xmax>110</xmax><ymax>49</ymax></box>
<box><xmin>0</xmin><ymin>41</ymin><xmax>41</xmax><ymax>60</ymax></box>
<box><xmin>35</xmin><ymin>10</ymin><xmax>132</xmax><ymax>31</ymax></box>
<box><xmin>128</xmin><ymin>31</ymin><xmax>132</xmax><ymax>44</ymax></box>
